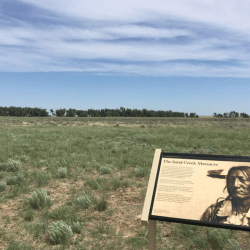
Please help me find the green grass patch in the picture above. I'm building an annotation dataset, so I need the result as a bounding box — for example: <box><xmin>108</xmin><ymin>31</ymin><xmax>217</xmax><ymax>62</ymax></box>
<box><xmin>0</xmin><ymin>118</ymin><xmax>249</xmax><ymax>249</ymax></box>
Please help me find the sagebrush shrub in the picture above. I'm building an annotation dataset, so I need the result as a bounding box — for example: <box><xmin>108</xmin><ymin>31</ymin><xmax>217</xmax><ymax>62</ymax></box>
<box><xmin>47</xmin><ymin>220</ymin><xmax>73</xmax><ymax>245</ymax></box>
<box><xmin>122</xmin><ymin>147</ymin><xmax>128</xmax><ymax>153</ymax></box>
<box><xmin>176</xmin><ymin>224</ymin><xmax>198</xmax><ymax>237</ymax></box>
<box><xmin>99</xmin><ymin>164</ymin><xmax>114</xmax><ymax>175</ymax></box>
<box><xmin>20</xmin><ymin>155</ymin><xmax>29</xmax><ymax>163</ymax></box>
<box><xmin>58</xmin><ymin>167</ymin><xmax>67</xmax><ymax>178</ymax></box>
<box><xmin>70</xmin><ymin>221</ymin><xmax>83</xmax><ymax>234</ymax></box>
<box><xmin>0</xmin><ymin>171</ymin><xmax>4</xmax><ymax>179</ymax></box>
<box><xmin>135</xmin><ymin>167</ymin><xmax>147</xmax><ymax>177</ymax></box>
<box><xmin>38</xmin><ymin>159</ymin><xmax>48</xmax><ymax>168</ymax></box>
<box><xmin>111</xmin><ymin>177</ymin><xmax>129</xmax><ymax>190</ymax></box>
<box><xmin>227</xmin><ymin>239</ymin><xmax>241</xmax><ymax>250</ymax></box>
<box><xmin>74</xmin><ymin>193</ymin><xmax>91</xmax><ymax>209</ymax></box>
<box><xmin>0</xmin><ymin>181</ymin><xmax>6</xmax><ymax>192</ymax></box>
<box><xmin>6</xmin><ymin>173</ymin><xmax>25</xmax><ymax>185</ymax></box>
<box><xmin>32</xmin><ymin>171</ymin><xmax>51</xmax><ymax>186</ymax></box>
<box><xmin>193</xmin><ymin>235</ymin><xmax>209</xmax><ymax>249</ymax></box>
<box><xmin>65</xmin><ymin>220</ymin><xmax>83</xmax><ymax>234</ymax></box>
<box><xmin>111</xmin><ymin>146</ymin><xmax>120</xmax><ymax>153</ymax></box>
<box><xmin>0</xmin><ymin>159</ymin><xmax>21</xmax><ymax>172</ymax></box>
<box><xmin>28</xmin><ymin>189</ymin><xmax>51</xmax><ymax>209</ymax></box>
<box><xmin>207</xmin><ymin>228</ymin><xmax>233</xmax><ymax>250</ymax></box>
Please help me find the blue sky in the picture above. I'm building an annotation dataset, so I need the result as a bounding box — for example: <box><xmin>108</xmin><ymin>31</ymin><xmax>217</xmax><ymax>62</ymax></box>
<box><xmin>0</xmin><ymin>0</ymin><xmax>249</xmax><ymax>115</ymax></box>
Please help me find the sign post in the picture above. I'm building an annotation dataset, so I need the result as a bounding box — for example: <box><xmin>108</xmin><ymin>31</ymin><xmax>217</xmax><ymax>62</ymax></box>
<box><xmin>141</xmin><ymin>149</ymin><xmax>161</xmax><ymax>249</ymax></box>
<box><xmin>148</xmin><ymin>220</ymin><xmax>156</xmax><ymax>250</ymax></box>
<box><xmin>141</xmin><ymin>149</ymin><xmax>250</xmax><ymax>249</ymax></box>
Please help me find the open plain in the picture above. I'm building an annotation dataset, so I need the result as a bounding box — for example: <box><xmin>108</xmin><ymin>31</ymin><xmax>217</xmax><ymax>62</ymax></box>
<box><xmin>0</xmin><ymin>117</ymin><xmax>250</xmax><ymax>249</ymax></box>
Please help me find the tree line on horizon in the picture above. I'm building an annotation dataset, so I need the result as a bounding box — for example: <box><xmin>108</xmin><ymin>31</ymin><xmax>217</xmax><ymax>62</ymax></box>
<box><xmin>0</xmin><ymin>106</ymin><xmax>199</xmax><ymax>118</ymax></box>
<box><xmin>213</xmin><ymin>111</ymin><xmax>249</xmax><ymax>118</ymax></box>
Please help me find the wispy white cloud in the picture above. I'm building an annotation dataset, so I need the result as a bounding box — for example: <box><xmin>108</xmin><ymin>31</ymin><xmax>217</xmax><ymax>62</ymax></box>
<box><xmin>1</xmin><ymin>0</ymin><xmax>250</xmax><ymax>76</ymax></box>
<box><xmin>102</xmin><ymin>25</ymin><xmax>193</xmax><ymax>39</ymax></box>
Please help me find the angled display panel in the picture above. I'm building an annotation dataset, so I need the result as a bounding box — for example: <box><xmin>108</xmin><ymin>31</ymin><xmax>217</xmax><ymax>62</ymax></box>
<box><xmin>149</xmin><ymin>153</ymin><xmax>250</xmax><ymax>231</ymax></box>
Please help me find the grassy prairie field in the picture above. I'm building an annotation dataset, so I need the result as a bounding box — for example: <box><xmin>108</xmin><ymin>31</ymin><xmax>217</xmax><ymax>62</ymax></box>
<box><xmin>0</xmin><ymin>117</ymin><xmax>250</xmax><ymax>249</ymax></box>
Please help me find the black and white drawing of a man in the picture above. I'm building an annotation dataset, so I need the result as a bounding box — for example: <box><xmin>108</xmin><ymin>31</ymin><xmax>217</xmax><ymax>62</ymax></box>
<box><xmin>200</xmin><ymin>166</ymin><xmax>250</xmax><ymax>226</ymax></box>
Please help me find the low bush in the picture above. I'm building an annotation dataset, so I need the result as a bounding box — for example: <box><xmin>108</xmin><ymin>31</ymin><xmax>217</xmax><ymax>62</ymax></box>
<box><xmin>0</xmin><ymin>159</ymin><xmax>21</xmax><ymax>172</ymax></box>
<box><xmin>32</xmin><ymin>171</ymin><xmax>51</xmax><ymax>186</ymax></box>
<box><xmin>20</xmin><ymin>155</ymin><xmax>30</xmax><ymax>163</ymax></box>
<box><xmin>65</xmin><ymin>219</ymin><xmax>83</xmax><ymax>234</ymax></box>
<box><xmin>207</xmin><ymin>228</ymin><xmax>234</xmax><ymax>250</ymax></box>
<box><xmin>227</xmin><ymin>239</ymin><xmax>241</xmax><ymax>250</ymax></box>
<box><xmin>47</xmin><ymin>220</ymin><xmax>73</xmax><ymax>245</ymax></box>
<box><xmin>57</xmin><ymin>167</ymin><xmax>67</xmax><ymax>178</ymax></box>
<box><xmin>0</xmin><ymin>181</ymin><xmax>6</xmax><ymax>192</ymax></box>
<box><xmin>99</xmin><ymin>164</ymin><xmax>114</xmax><ymax>175</ymax></box>
<box><xmin>135</xmin><ymin>167</ymin><xmax>147</xmax><ymax>177</ymax></box>
<box><xmin>28</xmin><ymin>189</ymin><xmax>51</xmax><ymax>209</ymax></box>
<box><xmin>74</xmin><ymin>193</ymin><xmax>91</xmax><ymax>209</ymax></box>
<box><xmin>6</xmin><ymin>173</ymin><xmax>25</xmax><ymax>185</ymax></box>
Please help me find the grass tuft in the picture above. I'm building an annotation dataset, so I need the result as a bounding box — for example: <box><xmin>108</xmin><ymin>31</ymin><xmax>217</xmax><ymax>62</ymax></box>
<box><xmin>94</xmin><ymin>195</ymin><xmax>108</xmax><ymax>211</ymax></box>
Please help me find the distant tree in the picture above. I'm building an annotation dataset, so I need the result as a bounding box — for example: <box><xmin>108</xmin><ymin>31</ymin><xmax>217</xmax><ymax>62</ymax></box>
<box><xmin>229</xmin><ymin>111</ymin><xmax>239</xmax><ymax>118</ymax></box>
<box><xmin>141</xmin><ymin>108</ymin><xmax>148</xmax><ymax>117</ymax></box>
<box><xmin>131</xmin><ymin>109</ymin><xmax>139</xmax><ymax>117</ymax></box>
<box><xmin>156</xmin><ymin>110</ymin><xmax>165</xmax><ymax>117</ymax></box>
<box><xmin>147</xmin><ymin>110</ymin><xmax>155</xmax><ymax>117</ymax></box>
<box><xmin>87</xmin><ymin>109</ymin><xmax>100</xmax><ymax>117</ymax></box>
<box><xmin>119</xmin><ymin>107</ymin><xmax>126</xmax><ymax>117</ymax></box>
<box><xmin>223</xmin><ymin>112</ymin><xmax>229</xmax><ymax>118</ymax></box>
<box><xmin>240</xmin><ymin>112</ymin><xmax>249</xmax><ymax>118</ymax></box>
<box><xmin>56</xmin><ymin>108</ymin><xmax>66</xmax><ymax>117</ymax></box>
<box><xmin>50</xmin><ymin>109</ymin><xmax>55</xmax><ymax>116</ymax></box>
<box><xmin>0</xmin><ymin>106</ymin><xmax>8</xmax><ymax>116</ymax></box>
<box><xmin>76</xmin><ymin>110</ymin><xmax>88</xmax><ymax>117</ymax></box>
<box><xmin>167</xmin><ymin>110</ymin><xmax>173</xmax><ymax>117</ymax></box>
<box><xmin>126</xmin><ymin>108</ymin><xmax>132</xmax><ymax>117</ymax></box>
<box><xmin>66</xmin><ymin>108</ymin><xmax>76</xmax><ymax>117</ymax></box>
<box><xmin>213</xmin><ymin>112</ymin><xmax>217</xmax><ymax>118</ymax></box>
<box><xmin>190</xmin><ymin>112</ymin><xmax>197</xmax><ymax>118</ymax></box>
<box><xmin>0</xmin><ymin>106</ymin><xmax>200</xmax><ymax>118</ymax></box>
<box><xmin>40</xmin><ymin>108</ymin><xmax>49</xmax><ymax>117</ymax></box>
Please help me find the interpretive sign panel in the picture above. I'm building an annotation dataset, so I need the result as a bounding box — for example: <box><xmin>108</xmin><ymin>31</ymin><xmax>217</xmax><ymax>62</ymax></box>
<box><xmin>149</xmin><ymin>152</ymin><xmax>250</xmax><ymax>231</ymax></box>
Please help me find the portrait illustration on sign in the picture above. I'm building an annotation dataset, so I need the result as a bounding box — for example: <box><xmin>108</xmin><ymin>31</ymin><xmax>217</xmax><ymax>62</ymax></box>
<box><xmin>201</xmin><ymin>166</ymin><xmax>250</xmax><ymax>226</ymax></box>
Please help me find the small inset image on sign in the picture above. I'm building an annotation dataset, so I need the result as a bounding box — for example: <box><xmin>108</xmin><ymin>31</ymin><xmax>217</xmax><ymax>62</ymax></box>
<box><xmin>206</xmin><ymin>169</ymin><xmax>227</xmax><ymax>178</ymax></box>
<box><xmin>201</xmin><ymin>166</ymin><xmax>250</xmax><ymax>226</ymax></box>
<box><xmin>149</xmin><ymin>153</ymin><xmax>250</xmax><ymax>230</ymax></box>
